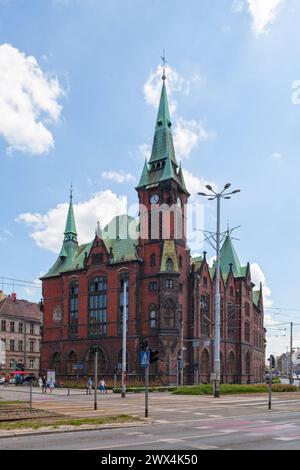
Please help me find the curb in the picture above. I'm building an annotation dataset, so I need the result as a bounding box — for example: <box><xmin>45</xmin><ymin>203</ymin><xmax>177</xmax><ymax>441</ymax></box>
<box><xmin>0</xmin><ymin>419</ymin><xmax>151</xmax><ymax>439</ymax></box>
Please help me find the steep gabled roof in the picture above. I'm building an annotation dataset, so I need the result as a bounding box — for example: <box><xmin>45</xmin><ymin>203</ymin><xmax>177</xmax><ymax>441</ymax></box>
<box><xmin>41</xmin><ymin>215</ymin><xmax>140</xmax><ymax>279</ymax></box>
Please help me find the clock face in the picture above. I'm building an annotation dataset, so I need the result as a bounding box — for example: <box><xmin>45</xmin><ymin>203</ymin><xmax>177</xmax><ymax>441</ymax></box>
<box><xmin>150</xmin><ymin>194</ymin><xmax>159</xmax><ymax>204</ymax></box>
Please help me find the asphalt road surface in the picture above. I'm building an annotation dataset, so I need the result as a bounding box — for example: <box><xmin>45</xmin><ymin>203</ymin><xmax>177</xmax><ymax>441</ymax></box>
<box><xmin>1</xmin><ymin>388</ymin><xmax>300</xmax><ymax>449</ymax></box>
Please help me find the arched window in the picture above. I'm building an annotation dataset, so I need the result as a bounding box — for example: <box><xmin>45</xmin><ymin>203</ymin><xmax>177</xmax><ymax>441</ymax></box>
<box><xmin>200</xmin><ymin>349</ymin><xmax>210</xmax><ymax>375</ymax></box>
<box><xmin>203</xmin><ymin>277</ymin><xmax>208</xmax><ymax>288</ymax></box>
<box><xmin>179</xmin><ymin>255</ymin><xmax>183</xmax><ymax>268</ymax></box>
<box><xmin>161</xmin><ymin>299</ymin><xmax>176</xmax><ymax>329</ymax></box>
<box><xmin>245</xmin><ymin>321</ymin><xmax>250</xmax><ymax>343</ymax></box>
<box><xmin>69</xmin><ymin>280</ymin><xmax>79</xmax><ymax>337</ymax></box>
<box><xmin>86</xmin><ymin>348</ymin><xmax>107</xmax><ymax>376</ymax></box>
<box><xmin>149</xmin><ymin>304</ymin><xmax>157</xmax><ymax>329</ymax></box>
<box><xmin>200</xmin><ymin>294</ymin><xmax>210</xmax><ymax>337</ymax></box>
<box><xmin>245</xmin><ymin>351</ymin><xmax>251</xmax><ymax>375</ymax></box>
<box><xmin>88</xmin><ymin>277</ymin><xmax>108</xmax><ymax>337</ymax></box>
<box><xmin>51</xmin><ymin>352</ymin><xmax>60</xmax><ymax>374</ymax></box>
<box><xmin>150</xmin><ymin>253</ymin><xmax>156</xmax><ymax>267</ymax></box>
<box><xmin>228</xmin><ymin>351</ymin><xmax>236</xmax><ymax>375</ymax></box>
<box><xmin>67</xmin><ymin>351</ymin><xmax>77</xmax><ymax>376</ymax></box>
<box><xmin>227</xmin><ymin>303</ymin><xmax>235</xmax><ymax>341</ymax></box>
<box><xmin>166</xmin><ymin>258</ymin><xmax>173</xmax><ymax>272</ymax></box>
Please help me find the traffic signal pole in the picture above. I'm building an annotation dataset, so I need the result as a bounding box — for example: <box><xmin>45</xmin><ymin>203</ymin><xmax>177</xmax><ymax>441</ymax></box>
<box><xmin>145</xmin><ymin>362</ymin><xmax>149</xmax><ymax>418</ymax></box>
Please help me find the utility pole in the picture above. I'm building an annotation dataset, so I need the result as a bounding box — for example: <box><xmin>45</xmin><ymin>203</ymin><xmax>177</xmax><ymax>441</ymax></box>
<box><xmin>121</xmin><ymin>279</ymin><xmax>127</xmax><ymax>398</ymax></box>
<box><xmin>290</xmin><ymin>322</ymin><xmax>293</xmax><ymax>385</ymax></box>
<box><xmin>198</xmin><ymin>183</ymin><xmax>240</xmax><ymax>398</ymax></box>
<box><xmin>180</xmin><ymin>317</ymin><xmax>184</xmax><ymax>386</ymax></box>
<box><xmin>94</xmin><ymin>348</ymin><xmax>98</xmax><ymax>410</ymax></box>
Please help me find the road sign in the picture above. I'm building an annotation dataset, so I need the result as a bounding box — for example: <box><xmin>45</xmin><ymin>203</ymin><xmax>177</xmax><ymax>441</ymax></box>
<box><xmin>73</xmin><ymin>363</ymin><xmax>84</xmax><ymax>370</ymax></box>
<box><xmin>140</xmin><ymin>351</ymin><xmax>150</xmax><ymax>368</ymax></box>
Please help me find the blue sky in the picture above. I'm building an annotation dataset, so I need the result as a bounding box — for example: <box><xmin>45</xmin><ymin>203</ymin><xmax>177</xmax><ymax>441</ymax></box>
<box><xmin>0</xmin><ymin>0</ymin><xmax>299</xmax><ymax>355</ymax></box>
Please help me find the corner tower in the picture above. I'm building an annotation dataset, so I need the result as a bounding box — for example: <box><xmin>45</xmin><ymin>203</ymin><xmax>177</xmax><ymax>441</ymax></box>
<box><xmin>136</xmin><ymin>63</ymin><xmax>190</xmax><ymax>383</ymax></box>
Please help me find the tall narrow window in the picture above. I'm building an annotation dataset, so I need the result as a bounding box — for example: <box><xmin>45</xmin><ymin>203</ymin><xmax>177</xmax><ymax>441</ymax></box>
<box><xmin>150</xmin><ymin>253</ymin><xmax>156</xmax><ymax>267</ymax></box>
<box><xmin>149</xmin><ymin>304</ymin><xmax>157</xmax><ymax>329</ymax></box>
<box><xmin>166</xmin><ymin>258</ymin><xmax>173</xmax><ymax>272</ymax></box>
<box><xmin>69</xmin><ymin>280</ymin><xmax>79</xmax><ymax>337</ymax></box>
<box><xmin>227</xmin><ymin>303</ymin><xmax>236</xmax><ymax>341</ymax></box>
<box><xmin>89</xmin><ymin>277</ymin><xmax>108</xmax><ymax>337</ymax></box>
<box><xmin>200</xmin><ymin>294</ymin><xmax>210</xmax><ymax>337</ymax></box>
<box><xmin>245</xmin><ymin>321</ymin><xmax>250</xmax><ymax>343</ymax></box>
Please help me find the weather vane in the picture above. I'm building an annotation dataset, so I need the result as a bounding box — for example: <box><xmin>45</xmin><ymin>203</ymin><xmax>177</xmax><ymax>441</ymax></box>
<box><xmin>161</xmin><ymin>50</ymin><xmax>167</xmax><ymax>79</ymax></box>
<box><xmin>70</xmin><ymin>183</ymin><xmax>73</xmax><ymax>201</ymax></box>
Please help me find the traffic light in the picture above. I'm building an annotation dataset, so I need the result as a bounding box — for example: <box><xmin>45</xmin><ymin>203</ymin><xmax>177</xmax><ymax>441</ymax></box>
<box><xmin>150</xmin><ymin>349</ymin><xmax>159</xmax><ymax>364</ymax></box>
<box><xmin>140</xmin><ymin>341</ymin><xmax>149</xmax><ymax>352</ymax></box>
<box><xmin>269</xmin><ymin>355</ymin><xmax>275</xmax><ymax>369</ymax></box>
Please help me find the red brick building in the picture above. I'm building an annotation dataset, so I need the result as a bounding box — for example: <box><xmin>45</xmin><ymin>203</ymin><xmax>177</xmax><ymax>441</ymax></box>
<box><xmin>40</xmin><ymin>73</ymin><xmax>265</xmax><ymax>385</ymax></box>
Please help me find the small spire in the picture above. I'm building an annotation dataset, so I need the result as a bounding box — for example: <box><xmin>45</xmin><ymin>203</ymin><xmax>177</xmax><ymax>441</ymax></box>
<box><xmin>95</xmin><ymin>220</ymin><xmax>102</xmax><ymax>239</ymax></box>
<box><xmin>203</xmin><ymin>251</ymin><xmax>207</xmax><ymax>261</ymax></box>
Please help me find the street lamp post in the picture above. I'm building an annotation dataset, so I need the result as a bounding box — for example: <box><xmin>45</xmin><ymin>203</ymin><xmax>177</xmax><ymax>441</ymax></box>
<box><xmin>198</xmin><ymin>183</ymin><xmax>240</xmax><ymax>398</ymax></box>
<box><xmin>121</xmin><ymin>279</ymin><xmax>127</xmax><ymax>398</ymax></box>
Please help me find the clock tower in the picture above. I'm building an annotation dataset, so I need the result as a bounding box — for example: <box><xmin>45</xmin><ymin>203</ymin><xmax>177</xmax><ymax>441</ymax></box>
<box><xmin>136</xmin><ymin>67</ymin><xmax>190</xmax><ymax>383</ymax></box>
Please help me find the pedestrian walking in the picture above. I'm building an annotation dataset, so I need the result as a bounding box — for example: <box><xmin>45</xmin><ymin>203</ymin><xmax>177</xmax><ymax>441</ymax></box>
<box><xmin>38</xmin><ymin>376</ymin><xmax>43</xmax><ymax>388</ymax></box>
<box><xmin>86</xmin><ymin>377</ymin><xmax>93</xmax><ymax>395</ymax></box>
<box><xmin>48</xmin><ymin>377</ymin><xmax>55</xmax><ymax>393</ymax></box>
<box><xmin>42</xmin><ymin>376</ymin><xmax>47</xmax><ymax>394</ymax></box>
<box><xmin>99</xmin><ymin>378</ymin><xmax>106</xmax><ymax>394</ymax></box>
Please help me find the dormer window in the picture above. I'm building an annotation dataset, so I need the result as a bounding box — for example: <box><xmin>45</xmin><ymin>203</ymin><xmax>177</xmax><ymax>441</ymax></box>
<box><xmin>167</xmin><ymin>121</ymin><xmax>172</xmax><ymax>128</ymax></box>
<box><xmin>157</xmin><ymin>120</ymin><xmax>163</xmax><ymax>126</ymax></box>
<box><xmin>166</xmin><ymin>258</ymin><xmax>173</xmax><ymax>272</ymax></box>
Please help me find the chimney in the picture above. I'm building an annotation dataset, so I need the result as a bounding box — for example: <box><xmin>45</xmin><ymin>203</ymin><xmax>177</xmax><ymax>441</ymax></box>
<box><xmin>11</xmin><ymin>293</ymin><xmax>17</xmax><ymax>302</ymax></box>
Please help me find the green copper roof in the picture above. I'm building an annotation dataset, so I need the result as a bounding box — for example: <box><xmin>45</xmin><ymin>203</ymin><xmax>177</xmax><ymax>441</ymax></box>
<box><xmin>136</xmin><ymin>76</ymin><xmax>188</xmax><ymax>194</ymax></box>
<box><xmin>42</xmin><ymin>215</ymin><xmax>140</xmax><ymax>279</ymax></box>
<box><xmin>64</xmin><ymin>197</ymin><xmax>77</xmax><ymax>240</ymax></box>
<box><xmin>220</xmin><ymin>235</ymin><xmax>242</xmax><ymax>276</ymax></box>
<box><xmin>149</xmin><ymin>79</ymin><xmax>177</xmax><ymax>166</ymax></box>
<box><xmin>160</xmin><ymin>240</ymin><xmax>179</xmax><ymax>273</ymax></box>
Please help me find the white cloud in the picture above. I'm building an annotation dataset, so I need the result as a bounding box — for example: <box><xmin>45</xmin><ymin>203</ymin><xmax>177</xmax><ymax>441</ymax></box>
<box><xmin>0</xmin><ymin>43</ymin><xmax>64</xmax><ymax>155</ymax></box>
<box><xmin>183</xmin><ymin>169</ymin><xmax>216</xmax><ymax>201</ymax></box>
<box><xmin>0</xmin><ymin>229</ymin><xmax>12</xmax><ymax>243</ymax></box>
<box><xmin>17</xmin><ymin>190</ymin><xmax>127</xmax><ymax>253</ymax></box>
<box><xmin>271</xmin><ymin>152</ymin><xmax>283</xmax><ymax>160</ymax></box>
<box><xmin>250</xmin><ymin>262</ymin><xmax>273</xmax><ymax>308</ymax></box>
<box><xmin>174</xmin><ymin>118</ymin><xmax>215</xmax><ymax>161</ymax></box>
<box><xmin>101</xmin><ymin>171</ymin><xmax>136</xmax><ymax>184</ymax></box>
<box><xmin>143</xmin><ymin>65</ymin><xmax>190</xmax><ymax>114</ymax></box>
<box><xmin>247</xmin><ymin>0</ymin><xmax>284</xmax><ymax>35</ymax></box>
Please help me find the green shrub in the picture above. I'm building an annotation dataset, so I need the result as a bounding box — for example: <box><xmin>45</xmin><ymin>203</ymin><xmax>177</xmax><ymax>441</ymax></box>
<box><xmin>172</xmin><ymin>383</ymin><xmax>298</xmax><ymax>395</ymax></box>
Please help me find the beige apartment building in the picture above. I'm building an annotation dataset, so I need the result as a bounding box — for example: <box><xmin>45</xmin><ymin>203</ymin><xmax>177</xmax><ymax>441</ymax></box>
<box><xmin>0</xmin><ymin>293</ymin><xmax>42</xmax><ymax>376</ymax></box>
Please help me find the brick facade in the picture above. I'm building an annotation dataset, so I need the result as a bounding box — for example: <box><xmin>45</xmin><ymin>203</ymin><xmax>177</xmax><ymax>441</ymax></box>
<box><xmin>40</xmin><ymin>73</ymin><xmax>265</xmax><ymax>385</ymax></box>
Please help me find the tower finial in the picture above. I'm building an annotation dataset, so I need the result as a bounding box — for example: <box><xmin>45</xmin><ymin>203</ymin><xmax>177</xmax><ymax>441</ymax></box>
<box><xmin>70</xmin><ymin>183</ymin><xmax>73</xmax><ymax>202</ymax></box>
<box><xmin>161</xmin><ymin>50</ymin><xmax>167</xmax><ymax>80</ymax></box>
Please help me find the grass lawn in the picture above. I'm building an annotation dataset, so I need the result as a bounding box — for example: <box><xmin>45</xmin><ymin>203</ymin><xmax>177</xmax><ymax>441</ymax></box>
<box><xmin>0</xmin><ymin>414</ymin><xmax>140</xmax><ymax>431</ymax></box>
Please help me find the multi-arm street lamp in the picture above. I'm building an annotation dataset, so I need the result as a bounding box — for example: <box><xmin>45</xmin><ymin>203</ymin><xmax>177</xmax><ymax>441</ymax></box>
<box><xmin>198</xmin><ymin>183</ymin><xmax>240</xmax><ymax>398</ymax></box>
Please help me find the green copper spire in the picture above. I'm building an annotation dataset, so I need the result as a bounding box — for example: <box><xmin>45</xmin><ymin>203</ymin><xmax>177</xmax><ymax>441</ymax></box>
<box><xmin>220</xmin><ymin>235</ymin><xmax>241</xmax><ymax>276</ymax></box>
<box><xmin>64</xmin><ymin>185</ymin><xmax>78</xmax><ymax>243</ymax></box>
<box><xmin>149</xmin><ymin>74</ymin><xmax>177</xmax><ymax>167</ymax></box>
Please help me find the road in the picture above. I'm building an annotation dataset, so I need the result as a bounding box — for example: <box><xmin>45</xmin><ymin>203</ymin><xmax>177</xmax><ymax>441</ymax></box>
<box><xmin>1</xmin><ymin>387</ymin><xmax>300</xmax><ymax>449</ymax></box>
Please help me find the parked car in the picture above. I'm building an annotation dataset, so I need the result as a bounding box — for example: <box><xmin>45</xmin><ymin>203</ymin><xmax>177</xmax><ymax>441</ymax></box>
<box><xmin>9</xmin><ymin>378</ymin><xmax>15</xmax><ymax>384</ymax></box>
<box><xmin>0</xmin><ymin>377</ymin><xmax>6</xmax><ymax>385</ymax></box>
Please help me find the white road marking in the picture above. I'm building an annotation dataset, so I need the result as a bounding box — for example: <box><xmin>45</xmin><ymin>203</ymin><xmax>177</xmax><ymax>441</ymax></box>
<box><xmin>82</xmin><ymin>431</ymin><xmax>238</xmax><ymax>450</ymax></box>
